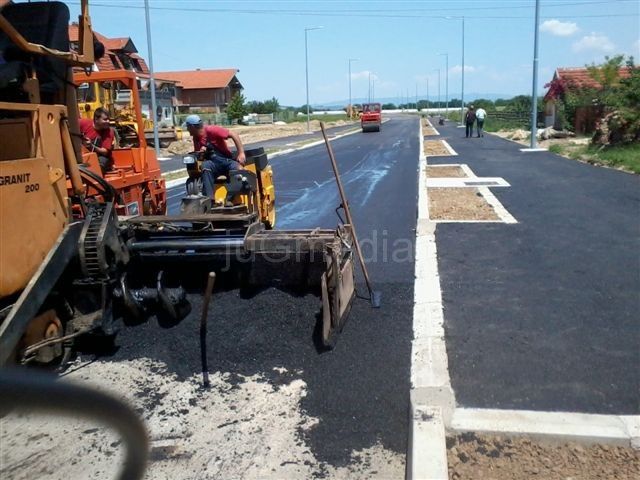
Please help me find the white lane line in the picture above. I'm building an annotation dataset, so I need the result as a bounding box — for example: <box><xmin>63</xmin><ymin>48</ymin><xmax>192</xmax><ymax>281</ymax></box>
<box><xmin>451</xmin><ymin>409</ymin><xmax>640</xmax><ymax>447</ymax></box>
<box><xmin>408</xmin><ymin>119</ymin><xmax>453</xmax><ymax>480</ymax></box>
<box><xmin>426</xmin><ymin>177</ymin><xmax>510</xmax><ymax>188</ymax></box>
<box><xmin>157</xmin><ymin>156</ymin><xmax>172</xmax><ymax>161</ymax></box>
<box><xmin>459</xmin><ymin>163</ymin><xmax>518</xmax><ymax>224</ymax></box>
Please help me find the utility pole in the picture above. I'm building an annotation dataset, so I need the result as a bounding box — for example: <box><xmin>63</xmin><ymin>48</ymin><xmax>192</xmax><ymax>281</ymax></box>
<box><xmin>144</xmin><ymin>0</ymin><xmax>159</xmax><ymax>157</ymax></box>
<box><xmin>426</xmin><ymin>78</ymin><xmax>429</xmax><ymax>111</ymax></box>
<box><xmin>529</xmin><ymin>0</ymin><xmax>541</xmax><ymax>149</ymax></box>
<box><xmin>461</xmin><ymin>17</ymin><xmax>465</xmax><ymax>125</ymax></box>
<box><xmin>304</xmin><ymin>26</ymin><xmax>323</xmax><ymax>133</ymax></box>
<box><xmin>439</xmin><ymin>52</ymin><xmax>449</xmax><ymax>114</ymax></box>
<box><xmin>368</xmin><ymin>72</ymin><xmax>371</xmax><ymax>103</ymax></box>
<box><xmin>433</xmin><ymin>69</ymin><xmax>441</xmax><ymax>114</ymax></box>
<box><xmin>415</xmin><ymin>83</ymin><xmax>418</xmax><ymax>110</ymax></box>
<box><xmin>348</xmin><ymin>58</ymin><xmax>357</xmax><ymax>119</ymax></box>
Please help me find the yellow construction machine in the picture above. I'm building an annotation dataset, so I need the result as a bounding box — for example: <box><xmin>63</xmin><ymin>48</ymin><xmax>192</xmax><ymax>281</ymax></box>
<box><xmin>0</xmin><ymin>0</ymin><xmax>358</xmax><ymax>366</ymax></box>
<box><xmin>77</xmin><ymin>75</ymin><xmax>183</xmax><ymax>147</ymax></box>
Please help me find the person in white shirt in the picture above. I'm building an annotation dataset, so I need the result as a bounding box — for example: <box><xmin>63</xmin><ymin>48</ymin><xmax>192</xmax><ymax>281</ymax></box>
<box><xmin>475</xmin><ymin>107</ymin><xmax>487</xmax><ymax>137</ymax></box>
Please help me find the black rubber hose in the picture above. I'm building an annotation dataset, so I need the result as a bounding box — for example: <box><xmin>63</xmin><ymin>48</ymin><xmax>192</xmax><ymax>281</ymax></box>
<box><xmin>0</xmin><ymin>368</ymin><xmax>148</xmax><ymax>480</ymax></box>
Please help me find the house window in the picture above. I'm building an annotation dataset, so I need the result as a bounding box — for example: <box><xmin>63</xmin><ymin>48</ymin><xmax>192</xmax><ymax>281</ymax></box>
<box><xmin>117</xmin><ymin>53</ymin><xmax>132</xmax><ymax>70</ymax></box>
<box><xmin>109</xmin><ymin>54</ymin><xmax>119</xmax><ymax>69</ymax></box>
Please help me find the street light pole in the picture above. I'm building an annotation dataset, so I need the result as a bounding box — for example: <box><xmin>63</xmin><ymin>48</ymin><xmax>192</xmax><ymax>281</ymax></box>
<box><xmin>461</xmin><ymin>17</ymin><xmax>465</xmax><ymax>125</ymax></box>
<box><xmin>348</xmin><ymin>58</ymin><xmax>357</xmax><ymax>119</ymax></box>
<box><xmin>304</xmin><ymin>26</ymin><xmax>323</xmax><ymax>133</ymax></box>
<box><xmin>530</xmin><ymin>0</ymin><xmax>541</xmax><ymax>148</ymax></box>
<box><xmin>143</xmin><ymin>0</ymin><xmax>159</xmax><ymax>157</ymax></box>
<box><xmin>426</xmin><ymin>78</ymin><xmax>429</xmax><ymax>111</ymax></box>
<box><xmin>444</xmin><ymin>16</ymin><xmax>466</xmax><ymax>125</ymax></box>
<box><xmin>438</xmin><ymin>53</ymin><xmax>449</xmax><ymax>114</ymax></box>
<box><xmin>433</xmin><ymin>69</ymin><xmax>441</xmax><ymax>114</ymax></box>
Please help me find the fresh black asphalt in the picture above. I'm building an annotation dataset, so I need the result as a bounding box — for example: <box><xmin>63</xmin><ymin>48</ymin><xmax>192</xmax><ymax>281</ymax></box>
<box><xmin>106</xmin><ymin>115</ymin><xmax>420</xmax><ymax>468</ymax></box>
<box><xmin>428</xmin><ymin>120</ymin><xmax>640</xmax><ymax>415</ymax></box>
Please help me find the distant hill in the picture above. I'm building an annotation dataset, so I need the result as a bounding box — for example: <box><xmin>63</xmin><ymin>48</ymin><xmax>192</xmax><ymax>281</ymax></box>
<box><xmin>311</xmin><ymin>93</ymin><xmax>524</xmax><ymax>108</ymax></box>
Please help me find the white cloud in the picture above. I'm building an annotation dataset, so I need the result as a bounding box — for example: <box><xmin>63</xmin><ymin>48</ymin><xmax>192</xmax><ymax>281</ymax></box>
<box><xmin>450</xmin><ymin>65</ymin><xmax>477</xmax><ymax>74</ymax></box>
<box><xmin>540</xmin><ymin>19</ymin><xmax>579</xmax><ymax>37</ymax></box>
<box><xmin>350</xmin><ymin>70</ymin><xmax>378</xmax><ymax>81</ymax></box>
<box><xmin>572</xmin><ymin>33</ymin><xmax>615</xmax><ymax>53</ymax></box>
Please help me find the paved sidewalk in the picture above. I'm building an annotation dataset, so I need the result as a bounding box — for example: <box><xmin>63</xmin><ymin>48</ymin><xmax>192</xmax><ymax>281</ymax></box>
<box><xmin>429</xmin><ymin>121</ymin><xmax>640</xmax><ymax>415</ymax></box>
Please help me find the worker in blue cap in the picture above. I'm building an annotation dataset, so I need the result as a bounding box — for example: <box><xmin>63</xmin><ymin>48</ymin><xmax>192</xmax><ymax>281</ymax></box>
<box><xmin>185</xmin><ymin>114</ymin><xmax>246</xmax><ymax>197</ymax></box>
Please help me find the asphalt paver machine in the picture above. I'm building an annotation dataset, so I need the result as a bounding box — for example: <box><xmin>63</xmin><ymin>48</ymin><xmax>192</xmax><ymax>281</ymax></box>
<box><xmin>0</xmin><ymin>0</ymin><xmax>358</xmax><ymax>366</ymax></box>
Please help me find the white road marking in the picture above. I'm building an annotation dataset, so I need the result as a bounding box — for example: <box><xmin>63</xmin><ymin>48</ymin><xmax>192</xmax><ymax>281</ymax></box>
<box><xmin>157</xmin><ymin>156</ymin><xmax>172</xmax><ymax>161</ymax></box>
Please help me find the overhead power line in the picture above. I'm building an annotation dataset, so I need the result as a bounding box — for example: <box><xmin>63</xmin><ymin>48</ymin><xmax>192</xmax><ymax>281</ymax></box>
<box><xmin>68</xmin><ymin>1</ymin><xmax>639</xmax><ymax>20</ymax></box>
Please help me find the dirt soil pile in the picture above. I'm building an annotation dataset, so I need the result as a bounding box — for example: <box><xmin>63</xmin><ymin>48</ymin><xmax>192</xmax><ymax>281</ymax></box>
<box><xmin>448</xmin><ymin>433</ymin><xmax>640</xmax><ymax>480</ymax></box>
<box><xmin>424</xmin><ymin>140</ymin><xmax>452</xmax><ymax>156</ymax></box>
<box><xmin>426</xmin><ymin>166</ymin><xmax>466</xmax><ymax>178</ymax></box>
<box><xmin>428</xmin><ymin>188</ymin><xmax>499</xmax><ymax>221</ymax></box>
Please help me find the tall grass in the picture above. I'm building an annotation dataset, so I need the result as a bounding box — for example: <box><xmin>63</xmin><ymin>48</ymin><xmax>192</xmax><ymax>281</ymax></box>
<box><xmin>549</xmin><ymin>142</ymin><xmax>640</xmax><ymax>173</ymax></box>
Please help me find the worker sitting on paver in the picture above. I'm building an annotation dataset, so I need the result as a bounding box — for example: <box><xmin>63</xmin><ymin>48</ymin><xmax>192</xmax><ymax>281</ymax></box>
<box><xmin>185</xmin><ymin>114</ymin><xmax>246</xmax><ymax>197</ymax></box>
<box><xmin>79</xmin><ymin>107</ymin><xmax>115</xmax><ymax>173</ymax></box>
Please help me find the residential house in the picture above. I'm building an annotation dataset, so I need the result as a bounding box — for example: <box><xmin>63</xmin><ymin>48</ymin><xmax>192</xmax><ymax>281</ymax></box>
<box><xmin>155</xmin><ymin>69</ymin><xmax>243</xmax><ymax>113</ymax></box>
<box><xmin>68</xmin><ymin>24</ymin><xmax>178</xmax><ymax>125</ymax></box>
<box><xmin>543</xmin><ymin>66</ymin><xmax>631</xmax><ymax>133</ymax></box>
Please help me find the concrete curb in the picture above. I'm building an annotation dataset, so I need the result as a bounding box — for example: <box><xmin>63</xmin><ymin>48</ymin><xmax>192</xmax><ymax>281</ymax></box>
<box><xmin>161</xmin><ymin>126</ymin><xmax>364</xmax><ymax>190</ymax></box>
<box><xmin>407</xmin><ymin>403</ymin><xmax>448</xmax><ymax>480</ymax></box>
<box><xmin>407</xmin><ymin>117</ymin><xmax>452</xmax><ymax>480</ymax></box>
<box><xmin>451</xmin><ymin>409</ymin><xmax>640</xmax><ymax>448</ymax></box>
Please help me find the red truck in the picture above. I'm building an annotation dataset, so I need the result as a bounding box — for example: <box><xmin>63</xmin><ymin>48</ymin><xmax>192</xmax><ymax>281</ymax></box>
<box><xmin>361</xmin><ymin>103</ymin><xmax>382</xmax><ymax>132</ymax></box>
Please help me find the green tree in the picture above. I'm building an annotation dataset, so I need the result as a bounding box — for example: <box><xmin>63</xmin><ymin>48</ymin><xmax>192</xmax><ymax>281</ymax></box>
<box><xmin>262</xmin><ymin>97</ymin><xmax>280</xmax><ymax>114</ymax></box>
<box><xmin>468</xmin><ymin>98</ymin><xmax>494</xmax><ymax>110</ymax></box>
<box><xmin>587</xmin><ymin>55</ymin><xmax>625</xmax><ymax>107</ymax></box>
<box><xmin>226</xmin><ymin>92</ymin><xmax>247</xmax><ymax>121</ymax></box>
<box><xmin>382</xmin><ymin>102</ymin><xmax>397</xmax><ymax>109</ymax></box>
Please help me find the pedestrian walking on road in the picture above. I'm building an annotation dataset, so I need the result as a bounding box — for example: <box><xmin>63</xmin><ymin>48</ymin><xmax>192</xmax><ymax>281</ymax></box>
<box><xmin>476</xmin><ymin>107</ymin><xmax>487</xmax><ymax>137</ymax></box>
<box><xmin>465</xmin><ymin>105</ymin><xmax>476</xmax><ymax>138</ymax></box>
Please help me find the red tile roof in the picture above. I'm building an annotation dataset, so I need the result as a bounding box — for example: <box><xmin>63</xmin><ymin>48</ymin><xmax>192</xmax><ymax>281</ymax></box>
<box><xmin>557</xmin><ymin>67</ymin><xmax>631</xmax><ymax>88</ymax></box>
<box><xmin>544</xmin><ymin>66</ymin><xmax>632</xmax><ymax>101</ymax></box>
<box><xmin>68</xmin><ymin>24</ymin><xmax>148</xmax><ymax>74</ymax></box>
<box><xmin>156</xmin><ymin>69</ymin><xmax>239</xmax><ymax>89</ymax></box>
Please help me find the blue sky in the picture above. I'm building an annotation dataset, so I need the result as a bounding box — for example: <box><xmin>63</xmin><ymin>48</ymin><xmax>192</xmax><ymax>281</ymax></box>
<box><xmin>67</xmin><ymin>0</ymin><xmax>640</xmax><ymax>105</ymax></box>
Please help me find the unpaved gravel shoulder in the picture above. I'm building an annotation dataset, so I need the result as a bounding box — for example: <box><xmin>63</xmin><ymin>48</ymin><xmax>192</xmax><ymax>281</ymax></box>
<box><xmin>448</xmin><ymin>432</ymin><xmax>640</xmax><ymax>480</ymax></box>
